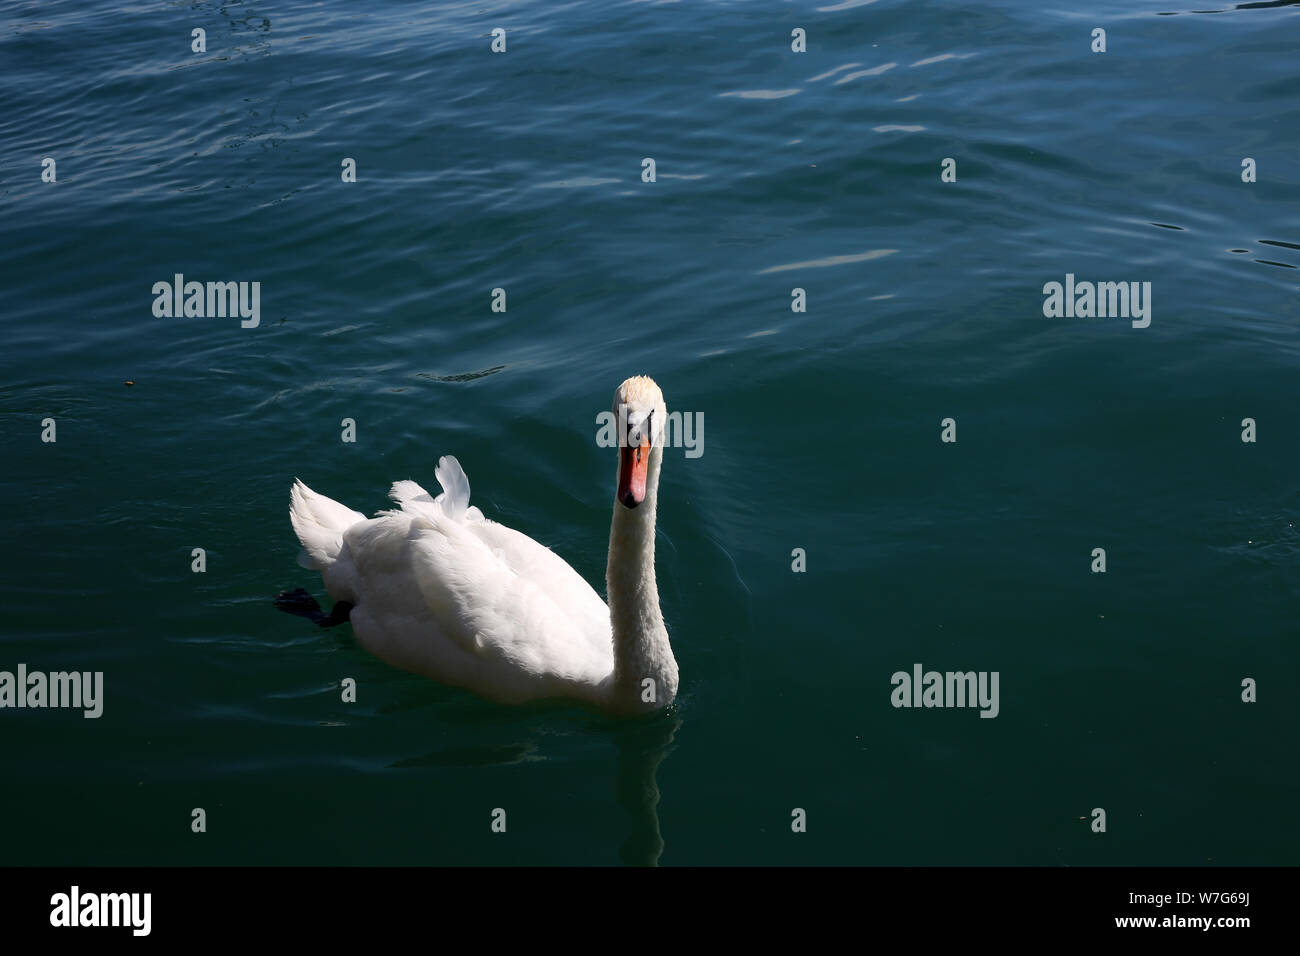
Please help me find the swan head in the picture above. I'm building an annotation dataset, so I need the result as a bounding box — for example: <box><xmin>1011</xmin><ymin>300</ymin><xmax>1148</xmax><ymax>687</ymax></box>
<box><xmin>613</xmin><ymin>375</ymin><xmax>667</xmax><ymax>510</ymax></box>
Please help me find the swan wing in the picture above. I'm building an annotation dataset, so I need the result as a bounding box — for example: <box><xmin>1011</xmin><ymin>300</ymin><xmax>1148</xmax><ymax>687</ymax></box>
<box><xmin>417</xmin><ymin>517</ymin><xmax>611</xmax><ymax>678</ymax></box>
<box><xmin>343</xmin><ymin>457</ymin><xmax>612</xmax><ymax>701</ymax></box>
<box><xmin>388</xmin><ymin>456</ymin><xmax>606</xmax><ymax>643</ymax></box>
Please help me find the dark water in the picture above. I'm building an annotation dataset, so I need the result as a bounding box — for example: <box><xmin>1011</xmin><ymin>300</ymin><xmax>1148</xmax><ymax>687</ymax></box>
<box><xmin>1</xmin><ymin>0</ymin><xmax>1298</xmax><ymax>865</ymax></box>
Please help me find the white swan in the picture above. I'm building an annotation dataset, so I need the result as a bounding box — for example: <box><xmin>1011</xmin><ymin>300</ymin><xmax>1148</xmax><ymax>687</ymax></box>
<box><xmin>284</xmin><ymin>376</ymin><xmax>678</xmax><ymax>715</ymax></box>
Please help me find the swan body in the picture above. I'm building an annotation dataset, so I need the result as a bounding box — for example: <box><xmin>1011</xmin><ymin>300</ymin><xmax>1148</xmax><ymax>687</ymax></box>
<box><xmin>287</xmin><ymin>376</ymin><xmax>678</xmax><ymax>715</ymax></box>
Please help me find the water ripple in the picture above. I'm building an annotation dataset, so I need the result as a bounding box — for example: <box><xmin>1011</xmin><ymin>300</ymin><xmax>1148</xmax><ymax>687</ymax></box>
<box><xmin>758</xmin><ymin>249</ymin><xmax>898</xmax><ymax>274</ymax></box>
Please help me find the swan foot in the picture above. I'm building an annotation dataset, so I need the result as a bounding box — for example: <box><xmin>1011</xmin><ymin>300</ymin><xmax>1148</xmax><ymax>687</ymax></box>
<box><xmin>274</xmin><ymin>588</ymin><xmax>354</xmax><ymax>628</ymax></box>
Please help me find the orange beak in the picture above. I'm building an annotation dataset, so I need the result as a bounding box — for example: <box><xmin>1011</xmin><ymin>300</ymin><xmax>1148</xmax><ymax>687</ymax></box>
<box><xmin>617</xmin><ymin>434</ymin><xmax>650</xmax><ymax>509</ymax></box>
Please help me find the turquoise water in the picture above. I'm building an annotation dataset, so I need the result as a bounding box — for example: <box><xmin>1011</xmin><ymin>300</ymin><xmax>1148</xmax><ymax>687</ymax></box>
<box><xmin>2</xmin><ymin>0</ymin><xmax>1298</xmax><ymax>865</ymax></box>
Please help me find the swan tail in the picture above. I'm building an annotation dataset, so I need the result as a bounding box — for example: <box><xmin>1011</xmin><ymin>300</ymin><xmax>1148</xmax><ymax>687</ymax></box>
<box><xmin>386</xmin><ymin>458</ymin><xmax>473</xmax><ymax>525</ymax></box>
<box><xmin>289</xmin><ymin>479</ymin><xmax>366</xmax><ymax>570</ymax></box>
<box><xmin>434</xmin><ymin>455</ymin><xmax>471</xmax><ymax>522</ymax></box>
<box><xmin>388</xmin><ymin>479</ymin><xmax>437</xmax><ymax>513</ymax></box>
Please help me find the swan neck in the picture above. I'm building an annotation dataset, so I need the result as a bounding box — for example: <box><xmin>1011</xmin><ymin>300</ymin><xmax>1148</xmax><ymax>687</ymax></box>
<box><xmin>606</xmin><ymin>447</ymin><xmax>677</xmax><ymax>711</ymax></box>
